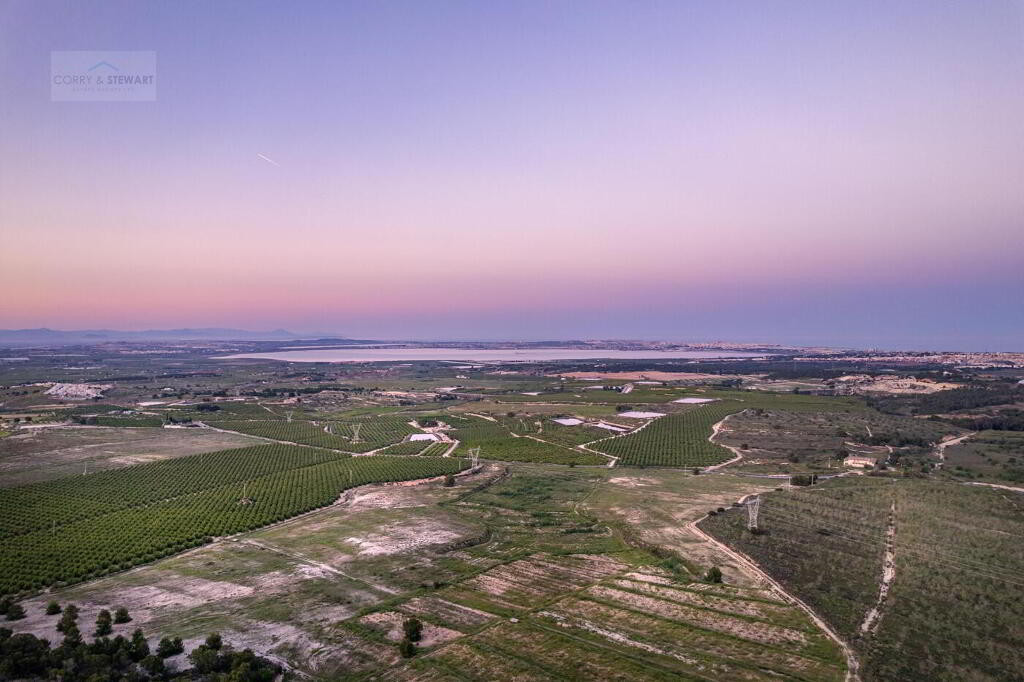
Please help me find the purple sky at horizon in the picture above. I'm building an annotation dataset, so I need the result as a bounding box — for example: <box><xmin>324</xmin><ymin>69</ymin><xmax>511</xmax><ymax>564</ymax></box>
<box><xmin>1</xmin><ymin>1</ymin><xmax>1022</xmax><ymax>350</ymax></box>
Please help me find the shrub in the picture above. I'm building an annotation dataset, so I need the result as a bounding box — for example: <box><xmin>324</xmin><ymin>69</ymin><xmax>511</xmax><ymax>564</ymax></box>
<box><xmin>402</xmin><ymin>618</ymin><xmax>423</xmax><ymax>642</ymax></box>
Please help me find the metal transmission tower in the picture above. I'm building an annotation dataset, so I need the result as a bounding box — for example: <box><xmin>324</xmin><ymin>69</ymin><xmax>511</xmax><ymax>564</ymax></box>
<box><xmin>746</xmin><ymin>496</ymin><xmax>761</xmax><ymax>531</ymax></box>
<box><xmin>470</xmin><ymin>447</ymin><xmax>481</xmax><ymax>468</ymax></box>
<box><xmin>351</xmin><ymin>423</ymin><xmax>362</xmax><ymax>443</ymax></box>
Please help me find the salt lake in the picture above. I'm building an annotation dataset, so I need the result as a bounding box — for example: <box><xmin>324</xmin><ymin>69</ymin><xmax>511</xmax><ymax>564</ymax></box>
<box><xmin>215</xmin><ymin>347</ymin><xmax>766</xmax><ymax>363</ymax></box>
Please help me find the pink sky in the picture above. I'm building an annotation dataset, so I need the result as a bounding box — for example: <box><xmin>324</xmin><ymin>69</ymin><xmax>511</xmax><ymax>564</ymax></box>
<box><xmin>1</xmin><ymin>1</ymin><xmax>1022</xmax><ymax>348</ymax></box>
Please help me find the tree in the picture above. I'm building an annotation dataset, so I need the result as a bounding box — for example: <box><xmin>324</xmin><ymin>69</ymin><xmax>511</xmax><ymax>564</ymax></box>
<box><xmin>94</xmin><ymin>609</ymin><xmax>112</xmax><ymax>636</ymax></box>
<box><xmin>45</xmin><ymin>601</ymin><xmax>61</xmax><ymax>616</ymax></box>
<box><xmin>705</xmin><ymin>566</ymin><xmax>723</xmax><ymax>584</ymax></box>
<box><xmin>0</xmin><ymin>597</ymin><xmax>11</xmax><ymax>616</ymax></box>
<box><xmin>57</xmin><ymin>611</ymin><xmax>78</xmax><ymax>633</ymax></box>
<box><xmin>399</xmin><ymin>638</ymin><xmax>417</xmax><ymax>658</ymax></box>
<box><xmin>113</xmin><ymin>607</ymin><xmax>131</xmax><ymax>624</ymax></box>
<box><xmin>129</xmin><ymin>628</ymin><xmax>150</xmax><ymax>661</ymax></box>
<box><xmin>61</xmin><ymin>623</ymin><xmax>83</xmax><ymax>648</ymax></box>
<box><xmin>157</xmin><ymin>635</ymin><xmax>184</xmax><ymax>658</ymax></box>
<box><xmin>188</xmin><ymin>646</ymin><xmax>218</xmax><ymax>675</ymax></box>
<box><xmin>443</xmin><ymin>474</ymin><xmax>455</xmax><ymax>487</ymax></box>
<box><xmin>0</xmin><ymin>632</ymin><xmax>52</xmax><ymax>679</ymax></box>
<box><xmin>141</xmin><ymin>654</ymin><xmax>166</xmax><ymax>677</ymax></box>
<box><xmin>205</xmin><ymin>632</ymin><xmax>223</xmax><ymax>650</ymax></box>
<box><xmin>402</xmin><ymin>618</ymin><xmax>423</xmax><ymax>642</ymax></box>
<box><xmin>5</xmin><ymin>604</ymin><xmax>25</xmax><ymax>621</ymax></box>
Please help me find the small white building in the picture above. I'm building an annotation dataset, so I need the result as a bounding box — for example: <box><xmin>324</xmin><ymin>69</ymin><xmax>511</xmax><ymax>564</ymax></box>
<box><xmin>844</xmin><ymin>455</ymin><xmax>877</xmax><ymax>469</ymax></box>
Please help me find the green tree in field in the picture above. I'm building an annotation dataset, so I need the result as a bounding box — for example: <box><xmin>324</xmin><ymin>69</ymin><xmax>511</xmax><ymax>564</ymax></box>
<box><xmin>705</xmin><ymin>566</ymin><xmax>723</xmax><ymax>583</ymax></box>
<box><xmin>205</xmin><ymin>632</ymin><xmax>223</xmax><ymax>650</ymax></box>
<box><xmin>129</xmin><ymin>628</ymin><xmax>150</xmax><ymax>661</ymax></box>
<box><xmin>402</xmin><ymin>617</ymin><xmax>423</xmax><ymax>642</ymax></box>
<box><xmin>56</xmin><ymin>611</ymin><xmax>77</xmax><ymax>633</ymax></box>
<box><xmin>157</xmin><ymin>635</ymin><xmax>184</xmax><ymax>658</ymax></box>
<box><xmin>94</xmin><ymin>609</ymin><xmax>112</xmax><ymax>636</ymax></box>
<box><xmin>141</xmin><ymin>654</ymin><xmax>166</xmax><ymax>677</ymax></box>
<box><xmin>399</xmin><ymin>637</ymin><xmax>417</xmax><ymax>658</ymax></box>
<box><xmin>61</xmin><ymin>623</ymin><xmax>82</xmax><ymax>648</ymax></box>
<box><xmin>113</xmin><ymin>607</ymin><xmax>131</xmax><ymax>624</ymax></box>
<box><xmin>443</xmin><ymin>473</ymin><xmax>455</xmax><ymax>487</ymax></box>
<box><xmin>5</xmin><ymin>603</ymin><xmax>25</xmax><ymax>621</ymax></box>
<box><xmin>45</xmin><ymin>601</ymin><xmax>61</xmax><ymax>616</ymax></box>
<box><xmin>189</xmin><ymin>646</ymin><xmax>219</xmax><ymax>674</ymax></box>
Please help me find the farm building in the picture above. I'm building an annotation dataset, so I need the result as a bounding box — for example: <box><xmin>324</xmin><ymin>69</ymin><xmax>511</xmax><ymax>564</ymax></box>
<box><xmin>844</xmin><ymin>455</ymin><xmax>877</xmax><ymax>468</ymax></box>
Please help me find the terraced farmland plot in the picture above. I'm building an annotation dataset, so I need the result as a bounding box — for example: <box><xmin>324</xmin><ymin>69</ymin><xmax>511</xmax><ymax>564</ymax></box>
<box><xmin>593</xmin><ymin>403</ymin><xmax>742</xmax><ymax>467</ymax></box>
<box><xmin>533</xmin><ymin>582</ymin><xmax>844</xmax><ymax>681</ymax></box>
<box><xmin>383</xmin><ymin>565</ymin><xmax>844</xmax><ymax>682</ymax></box>
<box><xmin>456</xmin><ymin>553</ymin><xmax>626</xmax><ymax>611</ymax></box>
<box><xmin>452</xmin><ymin>420</ymin><xmax>605</xmax><ymax>465</ymax></box>
<box><xmin>0</xmin><ymin>449</ymin><xmax>467</xmax><ymax>595</ymax></box>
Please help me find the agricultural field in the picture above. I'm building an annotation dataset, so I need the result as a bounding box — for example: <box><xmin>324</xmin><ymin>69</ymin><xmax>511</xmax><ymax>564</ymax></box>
<box><xmin>376</xmin><ymin>438</ymin><xmax>442</xmax><ymax>456</ymax></box>
<box><xmin>0</xmin><ymin>444</ymin><xmax>467</xmax><ymax>595</ymax></box>
<box><xmin>2</xmin><ymin>346</ymin><xmax>1022</xmax><ymax>680</ymax></box>
<box><xmin>0</xmin><ymin>425</ymin><xmax>261</xmax><ymax>487</ymax></box>
<box><xmin>714</xmin><ymin>409</ymin><xmax>965</xmax><ymax>474</ymax></box>
<box><xmin>700</xmin><ymin>477</ymin><xmax>1024</xmax><ymax>680</ymax></box>
<box><xmin>205</xmin><ymin>419</ymin><xmax>355</xmax><ymax>450</ymax></box>
<box><xmin>0</xmin><ymin>462</ymin><xmax>850</xmax><ymax>680</ymax></box>
<box><xmin>941</xmin><ymin>430</ymin><xmax>1024</xmax><ymax>483</ymax></box>
<box><xmin>592</xmin><ymin>404</ymin><xmax>741</xmax><ymax>467</ymax></box>
<box><xmin>90</xmin><ymin>415</ymin><xmax>165</xmax><ymax>427</ymax></box>
<box><xmin>451</xmin><ymin>418</ymin><xmax>606</xmax><ymax>465</ymax></box>
<box><xmin>206</xmin><ymin>417</ymin><xmax>418</xmax><ymax>453</ymax></box>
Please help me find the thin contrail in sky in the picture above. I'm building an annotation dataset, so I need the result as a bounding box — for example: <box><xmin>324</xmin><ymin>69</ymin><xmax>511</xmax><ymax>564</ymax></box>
<box><xmin>257</xmin><ymin>153</ymin><xmax>280</xmax><ymax>166</ymax></box>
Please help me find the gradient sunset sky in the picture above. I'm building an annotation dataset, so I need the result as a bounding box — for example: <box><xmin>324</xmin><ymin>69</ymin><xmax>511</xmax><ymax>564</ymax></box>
<box><xmin>1</xmin><ymin>1</ymin><xmax>1022</xmax><ymax>349</ymax></box>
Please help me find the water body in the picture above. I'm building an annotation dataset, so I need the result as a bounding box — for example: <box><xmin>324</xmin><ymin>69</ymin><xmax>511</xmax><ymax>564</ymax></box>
<box><xmin>215</xmin><ymin>347</ymin><xmax>767</xmax><ymax>363</ymax></box>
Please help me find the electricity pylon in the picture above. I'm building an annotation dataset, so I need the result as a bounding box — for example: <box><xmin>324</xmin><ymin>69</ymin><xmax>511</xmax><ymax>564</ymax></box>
<box><xmin>746</xmin><ymin>496</ymin><xmax>761</xmax><ymax>531</ymax></box>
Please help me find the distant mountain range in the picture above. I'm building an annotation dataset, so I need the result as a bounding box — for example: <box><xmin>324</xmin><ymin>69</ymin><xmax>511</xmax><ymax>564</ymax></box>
<box><xmin>0</xmin><ymin>328</ymin><xmax>317</xmax><ymax>346</ymax></box>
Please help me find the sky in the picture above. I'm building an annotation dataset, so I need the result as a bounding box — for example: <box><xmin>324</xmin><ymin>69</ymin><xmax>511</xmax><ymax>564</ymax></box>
<box><xmin>1</xmin><ymin>1</ymin><xmax>1022</xmax><ymax>350</ymax></box>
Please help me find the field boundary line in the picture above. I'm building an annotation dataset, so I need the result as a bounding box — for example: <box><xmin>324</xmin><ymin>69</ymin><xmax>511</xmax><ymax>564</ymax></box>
<box><xmin>859</xmin><ymin>487</ymin><xmax>896</xmax><ymax>635</ymax></box>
